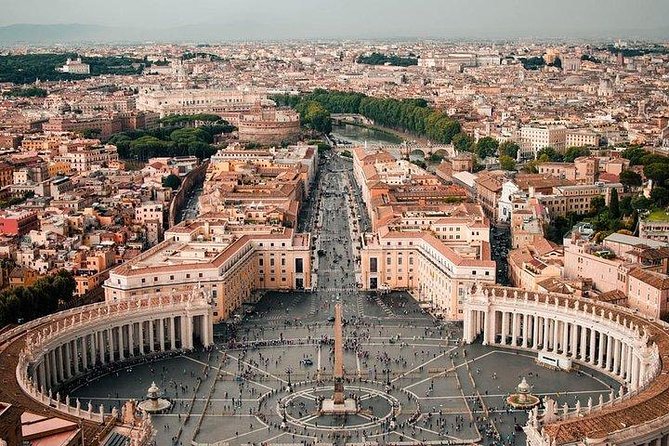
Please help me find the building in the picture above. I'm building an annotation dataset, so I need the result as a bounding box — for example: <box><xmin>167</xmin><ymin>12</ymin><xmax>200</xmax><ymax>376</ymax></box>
<box><xmin>360</xmin><ymin>230</ymin><xmax>495</xmax><ymax>319</ymax></box>
<box><xmin>627</xmin><ymin>268</ymin><xmax>669</xmax><ymax>319</ymax></box>
<box><xmin>58</xmin><ymin>57</ymin><xmax>90</xmax><ymax>74</ymax></box>
<box><xmin>237</xmin><ymin>106</ymin><xmax>301</xmax><ymax>145</ymax></box>
<box><xmin>104</xmin><ymin>216</ymin><xmax>312</xmax><ymax>322</ymax></box>
<box><xmin>639</xmin><ymin>210</ymin><xmax>669</xmax><ymax>243</ymax></box>
<box><xmin>565</xmin><ymin>130</ymin><xmax>600</xmax><ymax>148</ymax></box>
<box><xmin>0</xmin><ymin>211</ymin><xmax>39</xmax><ymax>236</ymax></box>
<box><xmin>137</xmin><ymin>88</ymin><xmax>267</xmax><ymax>122</ymax></box>
<box><xmin>519</xmin><ymin>126</ymin><xmax>567</xmax><ymax>158</ymax></box>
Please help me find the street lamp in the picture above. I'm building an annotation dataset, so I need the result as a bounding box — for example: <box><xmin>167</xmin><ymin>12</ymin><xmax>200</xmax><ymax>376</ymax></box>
<box><xmin>286</xmin><ymin>367</ymin><xmax>293</xmax><ymax>392</ymax></box>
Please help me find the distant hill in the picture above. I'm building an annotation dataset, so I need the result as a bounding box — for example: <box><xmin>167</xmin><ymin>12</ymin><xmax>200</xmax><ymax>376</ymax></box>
<box><xmin>0</xmin><ymin>23</ymin><xmax>667</xmax><ymax>45</ymax></box>
<box><xmin>0</xmin><ymin>24</ymin><xmax>132</xmax><ymax>44</ymax></box>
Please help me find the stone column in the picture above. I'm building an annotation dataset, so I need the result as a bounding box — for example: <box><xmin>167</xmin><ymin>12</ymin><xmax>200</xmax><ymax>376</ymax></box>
<box><xmin>117</xmin><ymin>326</ymin><xmax>124</xmax><ymax>360</ymax></box>
<box><xmin>50</xmin><ymin>350</ymin><xmax>58</xmax><ymax>386</ymax></box>
<box><xmin>511</xmin><ymin>312</ymin><xmax>518</xmax><ymax>347</ymax></box>
<box><xmin>481</xmin><ymin>311</ymin><xmax>489</xmax><ymax>345</ymax></box>
<box><xmin>38</xmin><ymin>361</ymin><xmax>46</xmax><ymax>391</ymax></box>
<box><xmin>463</xmin><ymin>310</ymin><xmax>472</xmax><ymax>344</ymax></box>
<box><xmin>128</xmin><ymin>322</ymin><xmax>135</xmax><ymax>356</ymax></box>
<box><xmin>149</xmin><ymin>319</ymin><xmax>155</xmax><ymax>352</ymax></box>
<box><xmin>169</xmin><ymin>317</ymin><xmax>176</xmax><ymax>350</ymax></box>
<box><xmin>486</xmin><ymin>310</ymin><xmax>497</xmax><ymax>344</ymax></box>
<box><xmin>532</xmin><ymin>315</ymin><xmax>539</xmax><ymax>349</ymax></box>
<box><xmin>81</xmin><ymin>335</ymin><xmax>88</xmax><ymax>370</ymax></box>
<box><xmin>561</xmin><ymin>322</ymin><xmax>569</xmax><ymax>355</ymax></box>
<box><xmin>631</xmin><ymin>354</ymin><xmax>640</xmax><ymax>391</ymax></box>
<box><xmin>138</xmin><ymin>319</ymin><xmax>144</xmax><ymax>355</ymax></box>
<box><xmin>207</xmin><ymin>314</ymin><xmax>214</xmax><ymax>347</ymax></box>
<box><xmin>542</xmin><ymin>317</ymin><xmax>549</xmax><ymax>351</ymax></box>
<box><xmin>99</xmin><ymin>330</ymin><xmax>105</xmax><ymax>364</ymax></box>
<box><xmin>63</xmin><ymin>342</ymin><xmax>71</xmax><ymax>379</ymax></box>
<box><xmin>107</xmin><ymin>328</ymin><xmax>113</xmax><ymax>362</ymax></box>
<box><xmin>552</xmin><ymin>319</ymin><xmax>560</xmax><ymax>353</ymax></box>
<box><xmin>501</xmin><ymin>312</ymin><xmax>509</xmax><ymax>346</ymax></box>
<box><xmin>73</xmin><ymin>338</ymin><xmax>80</xmax><ymax>374</ymax></box>
<box><xmin>626</xmin><ymin>345</ymin><xmax>634</xmax><ymax>381</ymax></box>
<box><xmin>90</xmin><ymin>332</ymin><xmax>96</xmax><ymax>367</ymax></box>
<box><xmin>589</xmin><ymin>328</ymin><xmax>597</xmax><ymax>365</ymax></box>
<box><xmin>45</xmin><ymin>352</ymin><xmax>53</xmax><ymax>389</ymax></box>
<box><xmin>99</xmin><ymin>328</ymin><xmax>109</xmax><ymax>364</ymax></box>
<box><xmin>184</xmin><ymin>316</ymin><xmax>193</xmax><ymax>349</ymax></box>
<box><xmin>54</xmin><ymin>346</ymin><xmax>63</xmax><ymax>383</ymax></box>
<box><xmin>522</xmin><ymin>313</ymin><xmax>529</xmax><ymax>348</ymax></box>
<box><xmin>598</xmin><ymin>332</ymin><xmax>606</xmax><ymax>367</ymax></box>
<box><xmin>159</xmin><ymin>318</ymin><xmax>166</xmax><ymax>351</ymax></box>
<box><xmin>613</xmin><ymin>338</ymin><xmax>621</xmax><ymax>375</ymax></box>
<box><xmin>621</xmin><ymin>342</ymin><xmax>628</xmax><ymax>378</ymax></box>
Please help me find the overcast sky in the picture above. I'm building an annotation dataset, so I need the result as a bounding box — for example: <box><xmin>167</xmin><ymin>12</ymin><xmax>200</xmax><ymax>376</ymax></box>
<box><xmin>0</xmin><ymin>0</ymin><xmax>667</xmax><ymax>40</ymax></box>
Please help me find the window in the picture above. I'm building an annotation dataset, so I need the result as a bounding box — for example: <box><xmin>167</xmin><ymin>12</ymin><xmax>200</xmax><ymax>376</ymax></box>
<box><xmin>270</xmin><ymin>258</ymin><xmax>275</xmax><ymax>267</ymax></box>
<box><xmin>295</xmin><ymin>258</ymin><xmax>304</xmax><ymax>273</ymax></box>
<box><xmin>170</xmin><ymin>275</ymin><xmax>174</xmax><ymax>280</ymax></box>
<box><xmin>370</xmin><ymin>258</ymin><xmax>378</xmax><ymax>273</ymax></box>
<box><xmin>259</xmin><ymin>258</ymin><xmax>264</xmax><ymax>266</ymax></box>
<box><xmin>386</xmin><ymin>257</ymin><xmax>392</xmax><ymax>265</ymax></box>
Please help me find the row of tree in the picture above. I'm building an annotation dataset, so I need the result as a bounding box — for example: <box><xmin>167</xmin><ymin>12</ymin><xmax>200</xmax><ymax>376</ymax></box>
<box><xmin>0</xmin><ymin>53</ymin><xmax>145</xmax><ymax>84</ymax></box>
<box><xmin>107</xmin><ymin>122</ymin><xmax>234</xmax><ymax>161</ymax></box>
<box><xmin>622</xmin><ymin>146</ymin><xmax>669</xmax><ymax>206</ymax></box>
<box><xmin>356</xmin><ymin>52</ymin><xmax>418</xmax><ymax>67</ymax></box>
<box><xmin>274</xmin><ymin>89</ymin><xmax>461</xmax><ymax>144</ymax></box>
<box><xmin>2</xmin><ymin>86</ymin><xmax>48</xmax><ymax>97</ymax></box>
<box><xmin>0</xmin><ymin>270</ymin><xmax>76</xmax><ymax>327</ymax></box>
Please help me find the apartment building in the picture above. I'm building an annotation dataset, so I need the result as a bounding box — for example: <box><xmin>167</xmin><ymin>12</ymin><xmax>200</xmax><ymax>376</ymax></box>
<box><xmin>360</xmin><ymin>230</ymin><xmax>495</xmax><ymax>319</ymax></box>
<box><xmin>519</xmin><ymin>125</ymin><xmax>567</xmax><ymax>158</ymax></box>
<box><xmin>104</xmin><ymin>216</ymin><xmax>311</xmax><ymax>322</ymax></box>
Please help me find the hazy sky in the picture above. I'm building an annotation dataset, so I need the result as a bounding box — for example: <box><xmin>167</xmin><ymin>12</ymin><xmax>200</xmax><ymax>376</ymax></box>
<box><xmin>0</xmin><ymin>0</ymin><xmax>668</xmax><ymax>39</ymax></box>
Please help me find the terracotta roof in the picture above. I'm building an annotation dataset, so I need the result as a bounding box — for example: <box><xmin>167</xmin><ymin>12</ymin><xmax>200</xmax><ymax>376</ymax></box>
<box><xmin>629</xmin><ymin>268</ymin><xmax>669</xmax><ymax>290</ymax></box>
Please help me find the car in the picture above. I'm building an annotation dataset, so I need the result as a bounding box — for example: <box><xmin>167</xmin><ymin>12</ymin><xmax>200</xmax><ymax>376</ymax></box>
<box><xmin>301</xmin><ymin>358</ymin><xmax>314</xmax><ymax>366</ymax></box>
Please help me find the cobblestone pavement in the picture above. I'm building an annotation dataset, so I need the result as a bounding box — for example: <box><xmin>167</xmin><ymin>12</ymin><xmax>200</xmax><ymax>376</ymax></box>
<box><xmin>71</xmin><ymin>154</ymin><xmax>620</xmax><ymax>446</ymax></box>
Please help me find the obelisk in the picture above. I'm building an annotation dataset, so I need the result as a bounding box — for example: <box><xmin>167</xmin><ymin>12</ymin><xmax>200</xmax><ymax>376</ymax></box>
<box><xmin>333</xmin><ymin>303</ymin><xmax>345</xmax><ymax>404</ymax></box>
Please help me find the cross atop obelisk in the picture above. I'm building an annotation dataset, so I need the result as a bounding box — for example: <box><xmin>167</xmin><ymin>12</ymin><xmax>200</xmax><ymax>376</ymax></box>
<box><xmin>333</xmin><ymin>303</ymin><xmax>345</xmax><ymax>404</ymax></box>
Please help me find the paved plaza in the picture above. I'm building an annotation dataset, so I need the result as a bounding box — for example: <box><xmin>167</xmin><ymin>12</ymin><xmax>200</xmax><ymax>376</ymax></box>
<box><xmin>70</xmin><ymin>154</ymin><xmax>619</xmax><ymax>446</ymax></box>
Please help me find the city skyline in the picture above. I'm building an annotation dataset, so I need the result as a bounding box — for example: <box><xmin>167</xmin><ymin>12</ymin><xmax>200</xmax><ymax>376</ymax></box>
<box><xmin>0</xmin><ymin>0</ymin><xmax>668</xmax><ymax>43</ymax></box>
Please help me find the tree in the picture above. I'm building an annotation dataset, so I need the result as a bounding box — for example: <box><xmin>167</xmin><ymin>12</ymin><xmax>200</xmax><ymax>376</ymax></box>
<box><xmin>622</xmin><ymin>147</ymin><xmax>648</xmax><ymax>165</ymax></box>
<box><xmin>80</xmin><ymin>128</ymin><xmax>102</xmax><ymax>139</ymax></box>
<box><xmin>536</xmin><ymin>147</ymin><xmax>563</xmax><ymax>162</ymax></box>
<box><xmin>644</xmin><ymin>163</ymin><xmax>669</xmax><ymax>186</ymax></box>
<box><xmin>651</xmin><ymin>186</ymin><xmax>669</xmax><ymax>207</ymax></box>
<box><xmin>499</xmin><ymin>155</ymin><xmax>516</xmax><ymax>171</ymax></box>
<box><xmin>522</xmin><ymin>159</ymin><xmax>540</xmax><ymax>174</ymax></box>
<box><xmin>498</xmin><ymin>141</ymin><xmax>520</xmax><ymax>159</ymax></box>
<box><xmin>610</xmin><ymin>188</ymin><xmax>620</xmax><ymax>219</ymax></box>
<box><xmin>452</xmin><ymin>132</ymin><xmax>474</xmax><ymax>152</ymax></box>
<box><xmin>162</xmin><ymin>174</ymin><xmax>182</xmax><ymax>190</ymax></box>
<box><xmin>475</xmin><ymin>137</ymin><xmax>499</xmax><ymax>159</ymax></box>
<box><xmin>619</xmin><ymin>170</ymin><xmax>643</xmax><ymax>189</ymax></box>
<box><xmin>562</xmin><ymin>146</ymin><xmax>590</xmax><ymax>163</ymax></box>
<box><xmin>590</xmin><ymin>196</ymin><xmax>606</xmax><ymax>215</ymax></box>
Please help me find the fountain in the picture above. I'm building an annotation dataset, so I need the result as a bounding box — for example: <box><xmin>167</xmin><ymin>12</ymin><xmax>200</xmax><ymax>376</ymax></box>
<box><xmin>137</xmin><ymin>381</ymin><xmax>171</xmax><ymax>413</ymax></box>
<box><xmin>506</xmin><ymin>377</ymin><xmax>540</xmax><ymax>409</ymax></box>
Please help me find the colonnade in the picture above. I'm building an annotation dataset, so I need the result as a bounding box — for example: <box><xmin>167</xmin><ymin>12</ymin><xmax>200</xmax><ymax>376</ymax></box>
<box><xmin>465</xmin><ymin>306</ymin><xmax>650</xmax><ymax>391</ymax></box>
<box><xmin>14</xmin><ymin>290</ymin><xmax>214</xmax><ymax>424</ymax></box>
<box><xmin>462</xmin><ymin>285</ymin><xmax>667</xmax><ymax>446</ymax></box>
<box><xmin>31</xmin><ymin>314</ymin><xmax>206</xmax><ymax>393</ymax></box>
